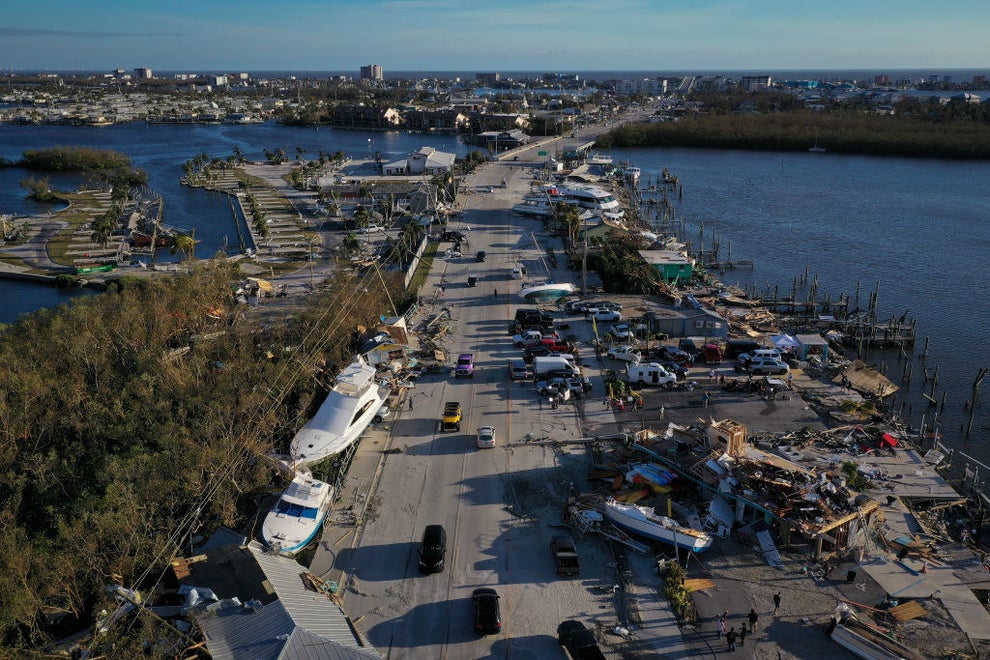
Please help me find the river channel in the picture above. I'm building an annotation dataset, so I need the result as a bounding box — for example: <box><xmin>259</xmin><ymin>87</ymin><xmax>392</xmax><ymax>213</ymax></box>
<box><xmin>1</xmin><ymin>124</ymin><xmax>987</xmax><ymax>468</ymax></box>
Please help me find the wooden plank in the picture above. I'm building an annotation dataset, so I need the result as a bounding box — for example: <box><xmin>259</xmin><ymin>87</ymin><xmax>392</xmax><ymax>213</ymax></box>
<box><xmin>889</xmin><ymin>600</ymin><xmax>927</xmax><ymax>622</ymax></box>
<box><xmin>682</xmin><ymin>578</ymin><xmax>715</xmax><ymax>592</ymax></box>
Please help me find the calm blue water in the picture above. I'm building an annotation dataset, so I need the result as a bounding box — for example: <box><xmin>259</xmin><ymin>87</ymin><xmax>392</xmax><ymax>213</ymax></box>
<box><xmin>1</xmin><ymin>124</ymin><xmax>987</xmax><ymax>463</ymax></box>
<box><xmin>611</xmin><ymin>146</ymin><xmax>990</xmax><ymax>456</ymax></box>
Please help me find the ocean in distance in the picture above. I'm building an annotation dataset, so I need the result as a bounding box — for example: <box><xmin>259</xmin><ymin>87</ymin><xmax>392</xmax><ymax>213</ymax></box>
<box><xmin>0</xmin><ymin>122</ymin><xmax>987</xmax><ymax>469</ymax></box>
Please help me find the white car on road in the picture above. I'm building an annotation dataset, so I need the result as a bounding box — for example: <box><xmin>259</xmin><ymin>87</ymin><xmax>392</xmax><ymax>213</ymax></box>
<box><xmin>476</xmin><ymin>426</ymin><xmax>496</xmax><ymax>448</ymax></box>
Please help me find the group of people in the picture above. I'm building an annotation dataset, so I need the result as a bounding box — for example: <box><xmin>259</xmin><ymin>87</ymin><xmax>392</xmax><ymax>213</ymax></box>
<box><xmin>715</xmin><ymin>594</ymin><xmax>780</xmax><ymax>652</ymax></box>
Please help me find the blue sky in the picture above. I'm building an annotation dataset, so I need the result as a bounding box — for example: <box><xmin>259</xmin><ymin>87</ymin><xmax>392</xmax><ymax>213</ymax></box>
<box><xmin>1</xmin><ymin>0</ymin><xmax>987</xmax><ymax>74</ymax></box>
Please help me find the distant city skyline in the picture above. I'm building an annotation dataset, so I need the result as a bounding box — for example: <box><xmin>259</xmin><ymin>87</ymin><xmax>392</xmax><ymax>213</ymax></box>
<box><xmin>1</xmin><ymin>1</ymin><xmax>988</xmax><ymax>73</ymax></box>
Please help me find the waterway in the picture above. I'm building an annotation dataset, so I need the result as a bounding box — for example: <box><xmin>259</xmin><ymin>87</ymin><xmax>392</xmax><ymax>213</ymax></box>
<box><xmin>611</xmin><ymin>146</ymin><xmax>989</xmax><ymax>469</ymax></box>
<box><xmin>0</xmin><ymin>124</ymin><xmax>987</xmax><ymax>469</ymax></box>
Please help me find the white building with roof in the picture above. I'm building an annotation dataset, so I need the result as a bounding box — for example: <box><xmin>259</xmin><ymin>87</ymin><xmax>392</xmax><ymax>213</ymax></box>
<box><xmin>382</xmin><ymin>147</ymin><xmax>456</xmax><ymax>176</ymax></box>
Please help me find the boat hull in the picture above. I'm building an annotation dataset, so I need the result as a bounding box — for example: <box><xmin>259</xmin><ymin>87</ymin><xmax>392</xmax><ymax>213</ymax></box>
<box><xmin>262</xmin><ymin>475</ymin><xmax>334</xmax><ymax>555</ymax></box>
<box><xmin>289</xmin><ymin>358</ymin><xmax>388</xmax><ymax>466</ymax></box>
<box><xmin>519</xmin><ymin>282</ymin><xmax>577</xmax><ymax>303</ymax></box>
<box><xmin>604</xmin><ymin>500</ymin><xmax>713</xmax><ymax>552</ymax></box>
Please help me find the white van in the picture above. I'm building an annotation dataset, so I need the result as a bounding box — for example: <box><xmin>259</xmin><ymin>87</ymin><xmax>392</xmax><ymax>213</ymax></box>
<box><xmin>626</xmin><ymin>363</ymin><xmax>677</xmax><ymax>387</ymax></box>
<box><xmin>532</xmin><ymin>355</ymin><xmax>579</xmax><ymax>378</ymax></box>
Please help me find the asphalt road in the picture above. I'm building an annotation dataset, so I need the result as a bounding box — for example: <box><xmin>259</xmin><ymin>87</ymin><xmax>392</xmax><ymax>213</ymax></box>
<box><xmin>337</xmin><ymin>141</ymin><xmax>628</xmax><ymax>658</ymax></box>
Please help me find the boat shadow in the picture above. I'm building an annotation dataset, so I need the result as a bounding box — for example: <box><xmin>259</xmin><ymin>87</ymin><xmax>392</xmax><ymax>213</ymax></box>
<box><xmin>335</xmin><ymin>542</ymin><xmax>418</xmax><ymax>582</ymax></box>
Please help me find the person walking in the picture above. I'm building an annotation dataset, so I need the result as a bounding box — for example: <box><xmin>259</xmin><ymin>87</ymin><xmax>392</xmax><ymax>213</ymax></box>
<box><xmin>709</xmin><ymin>368</ymin><xmax>716</xmax><ymax>382</ymax></box>
<box><xmin>726</xmin><ymin>627</ymin><xmax>737</xmax><ymax>651</ymax></box>
<box><xmin>408</xmin><ymin>398</ymin><xmax>414</xmax><ymax>411</ymax></box>
<box><xmin>773</xmin><ymin>592</ymin><xmax>781</xmax><ymax>614</ymax></box>
<box><xmin>717</xmin><ymin>615</ymin><xmax>726</xmax><ymax>639</ymax></box>
<box><xmin>702</xmin><ymin>391</ymin><xmax>711</xmax><ymax>408</ymax></box>
<box><xmin>748</xmin><ymin>608</ymin><xmax>760</xmax><ymax>630</ymax></box>
<box><xmin>658</xmin><ymin>405</ymin><xmax>665</xmax><ymax>421</ymax></box>
<box><xmin>738</xmin><ymin>624</ymin><xmax>747</xmax><ymax>646</ymax></box>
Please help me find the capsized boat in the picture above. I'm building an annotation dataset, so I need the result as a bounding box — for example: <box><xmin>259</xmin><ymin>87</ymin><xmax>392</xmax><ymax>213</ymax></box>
<box><xmin>289</xmin><ymin>356</ymin><xmax>389</xmax><ymax>467</ymax></box>
<box><xmin>262</xmin><ymin>472</ymin><xmax>333</xmax><ymax>555</ymax></box>
<box><xmin>518</xmin><ymin>281</ymin><xmax>577</xmax><ymax>303</ymax></box>
<box><xmin>603</xmin><ymin>498</ymin><xmax>713</xmax><ymax>552</ymax></box>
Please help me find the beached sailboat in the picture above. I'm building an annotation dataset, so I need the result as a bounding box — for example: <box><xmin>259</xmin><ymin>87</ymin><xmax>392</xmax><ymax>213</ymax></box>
<box><xmin>603</xmin><ymin>498</ymin><xmax>714</xmax><ymax>552</ymax></box>
<box><xmin>262</xmin><ymin>473</ymin><xmax>334</xmax><ymax>555</ymax></box>
<box><xmin>289</xmin><ymin>356</ymin><xmax>389</xmax><ymax>467</ymax></box>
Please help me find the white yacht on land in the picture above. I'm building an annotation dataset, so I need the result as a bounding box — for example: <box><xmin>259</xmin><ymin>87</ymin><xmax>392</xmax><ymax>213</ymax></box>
<box><xmin>603</xmin><ymin>498</ymin><xmax>713</xmax><ymax>552</ymax></box>
<box><xmin>262</xmin><ymin>472</ymin><xmax>334</xmax><ymax>555</ymax></box>
<box><xmin>289</xmin><ymin>357</ymin><xmax>389</xmax><ymax>467</ymax></box>
<box><xmin>541</xmin><ymin>184</ymin><xmax>625</xmax><ymax>219</ymax></box>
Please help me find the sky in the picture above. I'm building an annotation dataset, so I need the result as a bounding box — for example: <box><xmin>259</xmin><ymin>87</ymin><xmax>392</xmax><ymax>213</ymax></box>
<box><xmin>1</xmin><ymin>0</ymin><xmax>988</xmax><ymax>74</ymax></box>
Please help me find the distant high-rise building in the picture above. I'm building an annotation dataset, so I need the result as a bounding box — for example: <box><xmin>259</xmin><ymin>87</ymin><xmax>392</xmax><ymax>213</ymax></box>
<box><xmin>974</xmin><ymin>75</ymin><xmax>988</xmax><ymax>86</ymax></box>
<box><xmin>134</xmin><ymin>67</ymin><xmax>153</xmax><ymax>79</ymax></box>
<box><xmin>739</xmin><ymin>75</ymin><xmax>772</xmax><ymax>91</ymax></box>
<box><xmin>360</xmin><ymin>64</ymin><xmax>383</xmax><ymax>80</ymax></box>
<box><xmin>875</xmin><ymin>74</ymin><xmax>890</xmax><ymax>85</ymax></box>
<box><xmin>476</xmin><ymin>72</ymin><xmax>500</xmax><ymax>85</ymax></box>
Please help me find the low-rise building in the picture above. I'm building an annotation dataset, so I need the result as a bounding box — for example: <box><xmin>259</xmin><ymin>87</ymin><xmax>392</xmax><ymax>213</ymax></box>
<box><xmin>381</xmin><ymin>146</ymin><xmax>457</xmax><ymax>175</ymax></box>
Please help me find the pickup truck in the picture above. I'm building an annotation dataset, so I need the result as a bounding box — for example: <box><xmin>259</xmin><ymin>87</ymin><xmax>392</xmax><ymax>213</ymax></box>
<box><xmin>550</xmin><ymin>536</ymin><xmax>581</xmax><ymax>575</ymax></box>
<box><xmin>606</xmin><ymin>345</ymin><xmax>642</xmax><ymax>363</ymax></box>
<box><xmin>513</xmin><ymin>329</ymin><xmax>551</xmax><ymax>348</ymax></box>
<box><xmin>441</xmin><ymin>402</ymin><xmax>462</xmax><ymax>432</ymax></box>
<box><xmin>557</xmin><ymin>620</ymin><xmax>606</xmax><ymax>660</ymax></box>
<box><xmin>541</xmin><ymin>338</ymin><xmax>574</xmax><ymax>354</ymax></box>
<box><xmin>454</xmin><ymin>353</ymin><xmax>475</xmax><ymax>378</ymax></box>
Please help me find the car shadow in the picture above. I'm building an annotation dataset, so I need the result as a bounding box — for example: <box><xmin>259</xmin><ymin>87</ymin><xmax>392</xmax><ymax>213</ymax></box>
<box><xmin>489</xmin><ymin>634</ymin><xmax>567</xmax><ymax>658</ymax></box>
<box><xmin>365</xmin><ymin>597</ymin><xmax>478</xmax><ymax>648</ymax></box>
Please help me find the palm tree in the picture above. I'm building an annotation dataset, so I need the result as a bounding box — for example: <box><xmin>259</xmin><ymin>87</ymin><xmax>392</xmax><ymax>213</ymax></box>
<box><xmin>169</xmin><ymin>230</ymin><xmax>197</xmax><ymax>262</ymax></box>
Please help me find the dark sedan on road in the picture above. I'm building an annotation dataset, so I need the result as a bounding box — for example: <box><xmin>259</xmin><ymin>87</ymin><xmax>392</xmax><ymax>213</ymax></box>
<box><xmin>472</xmin><ymin>588</ymin><xmax>502</xmax><ymax>635</ymax></box>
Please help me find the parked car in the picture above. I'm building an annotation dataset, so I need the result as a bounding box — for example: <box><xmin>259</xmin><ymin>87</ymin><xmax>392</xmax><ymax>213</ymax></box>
<box><xmin>513</xmin><ymin>330</ymin><xmax>548</xmax><ymax>348</ymax></box>
<box><xmin>558</xmin><ymin>620</ymin><xmax>606</xmax><ymax>659</ymax></box>
<box><xmin>745</xmin><ymin>357</ymin><xmax>790</xmax><ymax>375</ymax></box>
<box><xmin>580</xmin><ymin>300</ymin><xmax>621</xmax><ymax>313</ymax></box>
<box><xmin>472</xmin><ymin>588</ymin><xmax>502</xmax><ymax>635</ymax></box>
<box><xmin>372</xmin><ymin>404</ymin><xmax>390</xmax><ymax>423</ymax></box>
<box><xmin>523</xmin><ymin>345</ymin><xmax>552</xmax><ymax>362</ymax></box>
<box><xmin>657</xmin><ymin>359</ymin><xmax>690</xmax><ymax>380</ymax></box>
<box><xmin>678</xmin><ymin>337</ymin><xmax>700</xmax><ymax>356</ymax></box>
<box><xmin>588</xmin><ymin>309</ymin><xmax>621</xmax><ymax>322</ymax></box>
<box><xmin>657</xmin><ymin>345</ymin><xmax>693</xmax><ymax>365</ymax></box>
<box><xmin>358</xmin><ymin>224</ymin><xmax>384</xmax><ymax>234</ymax></box>
<box><xmin>536</xmin><ymin>378</ymin><xmax>584</xmax><ymax>397</ymax></box>
<box><xmin>610</xmin><ymin>323</ymin><xmax>632</xmax><ymax>340</ymax></box>
<box><xmin>508</xmin><ymin>359</ymin><xmax>532</xmax><ymax>380</ymax></box>
<box><xmin>476</xmin><ymin>250</ymin><xmax>486</xmax><ymax>262</ymax></box>
<box><xmin>476</xmin><ymin>426</ymin><xmax>496</xmax><ymax>448</ymax></box>
<box><xmin>550</xmin><ymin>535</ymin><xmax>581</xmax><ymax>575</ymax></box>
<box><xmin>606</xmin><ymin>345</ymin><xmax>642</xmax><ymax>363</ymax></box>
<box><xmin>725</xmin><ymin>338</ymin><xmax>763</xmax><ymax>359</ymax></box>
<box><xmin>562</xmin><ymin>299</ymin><xmax>587</xmax><ymax>313</ymax></box>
